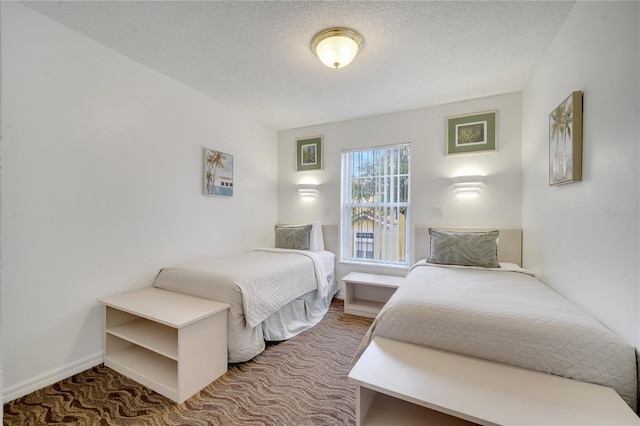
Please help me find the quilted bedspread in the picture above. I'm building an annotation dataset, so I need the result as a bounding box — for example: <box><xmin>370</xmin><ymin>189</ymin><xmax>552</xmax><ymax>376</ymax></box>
<box><xmin>153</xmin><ymin>249</ymin><xmax>330</xmax><ymax>362</ymax></box>
<box><xmin>360</xmin><ymin>261</ymin><xmax>638</xmax><ymax>411</ymax></box>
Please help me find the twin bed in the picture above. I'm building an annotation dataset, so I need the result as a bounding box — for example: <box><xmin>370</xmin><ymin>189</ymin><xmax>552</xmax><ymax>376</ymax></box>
<box><xmin>149</xmin><ymin>223</ymin><xmax>637</xmax><ymax>414</ymax></box>
<box><xmin>358</xmin><ymin>226</ymin><xmax>638</xmax><ymax>413</ymax></box>
<box><xmin>153</xmin><ymin>223</ymin><xmax>337</xmax><ymax>362</ymax></box>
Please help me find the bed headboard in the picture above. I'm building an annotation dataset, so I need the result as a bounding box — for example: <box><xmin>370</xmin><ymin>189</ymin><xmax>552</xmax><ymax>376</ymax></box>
<box><xmin>415</xmin><ymin>226</ymin><xmax>523</xmax><ymax>266</ymax></box>
<box><xmin>321</xmin><ymin>224</ymin><xmax>339</xmax><ymax>256</ymax></box>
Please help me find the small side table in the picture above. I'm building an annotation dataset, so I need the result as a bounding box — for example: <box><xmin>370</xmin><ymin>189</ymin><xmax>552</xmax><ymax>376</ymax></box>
<box><xmin>342</xmin><ymin>272</ymin><xmax>405</xmax><ymax>318</ymax></box>
<box><xmin>99</xmin><ymin>287</ymin><xmax>230</xmax><ymax>403</ymax></box>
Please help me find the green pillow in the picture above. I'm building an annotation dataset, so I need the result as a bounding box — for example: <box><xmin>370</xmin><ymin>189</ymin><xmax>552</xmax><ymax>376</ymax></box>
<box><xmin>275</xmin><ymin>225</ymin><xmax>313</xmax><ymax>250</ymax></box>
<box><xmin>427</xmin><ymin>229</ymin><xmax>500</xmax><ymax>268</ymax></box>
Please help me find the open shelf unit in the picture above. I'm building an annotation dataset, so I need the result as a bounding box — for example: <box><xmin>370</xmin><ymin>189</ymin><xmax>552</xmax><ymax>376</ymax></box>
<box><xmin>100</xmin><ymin>288</ymin><xmax>230</xmax><ymax>403</ymax></box>
<box><xmin>342</xmin><ymin>272</ymin><xmax>405</xmax><ymax>318</ymax></box>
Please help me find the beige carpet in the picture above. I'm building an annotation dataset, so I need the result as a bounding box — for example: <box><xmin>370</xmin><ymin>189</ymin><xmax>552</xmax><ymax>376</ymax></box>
<box><xmin>4</xmin><ymin>299</ymin><xmax>373</xmax><ymax>426</ymax></box>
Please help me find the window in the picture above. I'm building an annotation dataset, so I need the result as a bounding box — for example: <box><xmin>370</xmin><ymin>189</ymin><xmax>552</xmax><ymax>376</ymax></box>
<box><xmin>341</xmin><ymin>144</ymin><xmax>410</xmax><ymax>265</ymax></box>
<box><xmin>355</xmin><ymin>232</ymin><xmax>374</xmax><ymax>259</ymax></box>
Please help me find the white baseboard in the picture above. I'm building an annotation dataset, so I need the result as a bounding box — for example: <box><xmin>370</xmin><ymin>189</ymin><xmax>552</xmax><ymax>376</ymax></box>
<box><xmin>3</xmin><ymin>351</ymin><xmax>104</xmax><ymax>403</ymax></box>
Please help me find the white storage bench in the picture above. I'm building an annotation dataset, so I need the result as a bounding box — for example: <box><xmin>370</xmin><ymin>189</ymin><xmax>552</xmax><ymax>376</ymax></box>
<box><xmin>349</xmin><ymin>337</ymin><xmax>639</xmax><ymax>425</ymax></box>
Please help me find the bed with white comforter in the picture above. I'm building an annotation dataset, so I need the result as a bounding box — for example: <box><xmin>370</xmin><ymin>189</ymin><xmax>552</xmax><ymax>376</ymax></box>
<box><xmin>359</xmin><ymin>260</ymin><xmax>638</xmax><ymax>411</ymax></box>
<box><xmin>153</xmin><ymin>248</ymin><xmax>336</xmax><ymax>362</ymax></box>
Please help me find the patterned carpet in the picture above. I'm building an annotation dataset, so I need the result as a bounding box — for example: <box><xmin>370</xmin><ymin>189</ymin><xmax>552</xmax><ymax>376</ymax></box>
<box><xmin>4</xmin><ymin>300</ymin><xmax>373</xmax><ymax>426</ymax></box>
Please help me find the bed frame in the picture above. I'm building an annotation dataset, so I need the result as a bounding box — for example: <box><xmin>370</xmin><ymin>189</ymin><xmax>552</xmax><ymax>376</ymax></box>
<box><xmin>414</xmin><ymin>226</ymin><xmax>523</xmax><ymax>266</ymax></box>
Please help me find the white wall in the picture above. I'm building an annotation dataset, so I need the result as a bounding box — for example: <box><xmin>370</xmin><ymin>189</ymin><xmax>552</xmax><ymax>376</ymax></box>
<box><xmin>0</xmin><ymin>3</ymin><xmax>4</xmax><ymax>420</ymax></box>
<box><xmin>522</xmin><ymin>1</ymin><xmax>639</xmax><ymax>346</ymax></box>
<box><xmin>1</xmin><ymin>3</ymin><xmax>278</xmax><ymax>400</ymax></box>
<box><xmin>278</xmin><ymin>93</ymin><xmax>522</xmax><ymax>292</ymax></box>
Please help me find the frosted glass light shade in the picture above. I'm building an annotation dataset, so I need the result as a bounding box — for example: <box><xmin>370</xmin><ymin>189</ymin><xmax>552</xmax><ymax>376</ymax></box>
<box><xmin>452</xmin><ymin>175</ymin><xmax>484</xmax><ymax>195</ymax></box>
<box><xmin>297</xmin><ymin>183</ymin><xmax>319</xmax><ymax>198</ymax></box>
<box><xmin>311</xmin><ymin>28</ymin><xmax>363</xmax><ymax>69</ymax></box>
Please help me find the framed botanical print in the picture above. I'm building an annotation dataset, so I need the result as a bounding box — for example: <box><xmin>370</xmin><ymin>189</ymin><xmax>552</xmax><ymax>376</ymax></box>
<box><xmin>446</xmin><ymin>110</ymin><xmax>498</xmax><ymax>155</ymax></box>
<box><xmin>296</xmin><ymin>136</ymin><xmax>323</xmax><ymax>171</ymax></box>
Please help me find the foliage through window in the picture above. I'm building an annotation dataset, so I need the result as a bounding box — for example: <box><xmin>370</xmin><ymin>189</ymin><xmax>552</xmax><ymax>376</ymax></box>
<box><xmin>341</xmin><ymin>144</ymin><xmax>410</xmax><ymax>265</ymax></box>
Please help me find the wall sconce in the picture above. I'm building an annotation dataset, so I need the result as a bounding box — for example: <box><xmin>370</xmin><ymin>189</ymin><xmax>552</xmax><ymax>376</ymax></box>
<box><xmin>297</xmin><ymin>184</ymin><xmax>319</xmax><ymax>198</ymax></box>
<box><xmin>452</xmin><ymin>175</ymin><xmax>484</xmax><ymax>195</ymax></box>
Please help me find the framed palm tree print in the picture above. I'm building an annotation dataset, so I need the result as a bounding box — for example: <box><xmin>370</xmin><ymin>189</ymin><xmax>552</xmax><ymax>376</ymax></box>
<box><xmin>549</xmin><ymin>91</ymin><xmax>583</xmax><ymax>185</ymax></box>
<box><xmin>296</xmin><ymin>136</ymin><xmax>323</xmax><ymax>171</ymax></box>
<box><xmin>203</xmin><ymin>148</ymin><xmax>233</xmax><ymax>196</ymax></box>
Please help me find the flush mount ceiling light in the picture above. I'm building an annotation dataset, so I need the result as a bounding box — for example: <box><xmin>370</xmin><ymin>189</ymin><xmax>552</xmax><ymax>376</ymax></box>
<box><xmin>311</xmin><ymin>27</ymin><xmax>364</xmax><ymax>69</ymax></box>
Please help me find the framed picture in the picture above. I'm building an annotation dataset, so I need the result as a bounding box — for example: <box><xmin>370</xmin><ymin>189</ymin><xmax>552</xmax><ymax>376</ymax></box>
<box><xmin>296</xmin><ymin>136</ymin><xmax>323</xmax><ymax>171</ymax></box>
<box><xmin>203</xmin><ymin>148</ymin><xmax>233</xmax><ymax>196</ymax></box>
<box><xmin>549</xmin><ymin>91</ymin><xmax>583</xmax><ymax>185</ymax></box>
<box><xmin>446</xmin><ymin>110</ymin><xmax>498</xmax><ymax>155</ymax></box>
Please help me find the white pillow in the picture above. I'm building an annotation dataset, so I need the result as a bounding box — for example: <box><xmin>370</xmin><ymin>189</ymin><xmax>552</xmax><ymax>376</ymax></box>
<box><xmin>312</xmin><ymin>220</ymin><xmax>325</xmax><ymax>251</ymax></box>
<box><xmin>282</xmin><ymin>221</ymin><xmax>324</xmax><ymax>251</ymax></box>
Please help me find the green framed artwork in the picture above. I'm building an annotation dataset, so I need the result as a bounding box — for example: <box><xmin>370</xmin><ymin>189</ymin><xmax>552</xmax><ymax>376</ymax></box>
<box><xmin>296</xmin><ymin>136</ymin><xmax>323</xmax><ymax>171</ymax></box>
<box><xmin>446</xmin><ymin>110</ymin><xmax>498</xmax><ymax>155</ymax></box>
<box><xmin>549</xmin><ymin>91</ymin><xmax>582</xmax><ymax>185</ymax></box>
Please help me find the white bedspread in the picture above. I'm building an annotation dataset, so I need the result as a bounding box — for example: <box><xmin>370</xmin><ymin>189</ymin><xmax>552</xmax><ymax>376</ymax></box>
<box><xmin>360</xmin><ymin>261</ymin><xmax>638</xmax><ymax>411</ymax></box>
<box><xmin>153</xmin><ymin>249</ymin><xmax>332</xmax><ymax>362</ymax></box>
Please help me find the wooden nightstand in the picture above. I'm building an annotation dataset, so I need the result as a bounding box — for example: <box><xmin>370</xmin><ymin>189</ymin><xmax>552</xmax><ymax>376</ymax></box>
<box><xmin>342</xmin><ymin>272</ymin><xmax>405</xmax><ymax>318</ymax></box>
<box><xmin>99</xmin><ymin>287</ymin><xmax>230</xmax><ymax>403</ymax></box>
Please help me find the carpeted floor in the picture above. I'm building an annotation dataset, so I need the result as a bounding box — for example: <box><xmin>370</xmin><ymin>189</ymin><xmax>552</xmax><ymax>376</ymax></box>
<box><xmin>4</xmin><ymin>299</ymin><xmax>373</xmax><ymax>426</ymax></box>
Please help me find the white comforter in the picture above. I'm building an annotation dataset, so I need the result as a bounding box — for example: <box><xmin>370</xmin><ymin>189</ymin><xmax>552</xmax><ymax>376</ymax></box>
<box><xmin>360</xmin><ymin>261</ymin><xmax>638</xmax><ymax>411</ymax></box>
<box><xmin>153</xmin><ymin>249</ymin><xmax>332</xmax><ymax>362</ymax></box>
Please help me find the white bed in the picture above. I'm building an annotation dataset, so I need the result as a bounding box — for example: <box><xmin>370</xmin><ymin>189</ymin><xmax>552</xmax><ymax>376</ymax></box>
<box><xmin>153</xmin><ymin>223</ymin><xmax>337</xmax><ymax>362</ymax></box>
<box><xmin>358</xmin><ymin>227</ymin><xmax>638</xmax><ymax>412</ymax></box>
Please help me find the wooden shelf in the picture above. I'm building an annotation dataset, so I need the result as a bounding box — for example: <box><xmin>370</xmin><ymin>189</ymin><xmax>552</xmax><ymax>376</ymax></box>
<box><xmin>107</xmin><ymin>317</ymin><xmax>178</xmax><ymax>360</ymax></box>
<box><xmin>345</xmin><ymin>299</ymin><xmax>385</xmax><ymax>317</ymax></box>
<box><xmin>362</xmin><ymin>393</ymin><xmax>473</xmax><ymax>426</ymax></box>
<box><xmin>106</xmin><ymin>344</ymin><xmax>178</xmax><ymax>399</ymax></box>
<box><xmin>343</xmin><ymin>272</ymin><xmax>406</xmax><ymax>288</ymax></box>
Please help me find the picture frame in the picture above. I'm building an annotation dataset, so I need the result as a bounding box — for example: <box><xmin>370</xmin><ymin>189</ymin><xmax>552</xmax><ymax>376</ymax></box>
<box><xmin>446</xmin><ymin>110</ymin><xmax>498</xmax><ymax>155</ymax></box>
<box><xmin>296</xmin><ymin>136</ymin><xmax>323</xmax><ymax>171</ymax></box>
<box><xmin>203</xmin><ymin>148</ymin><xmax>233</xmax><ymax>196</ymax></box>
<box><xmin>549</xmin><ymin>91</ymin><xmax>583</xmax><ymax>185</ymax></box>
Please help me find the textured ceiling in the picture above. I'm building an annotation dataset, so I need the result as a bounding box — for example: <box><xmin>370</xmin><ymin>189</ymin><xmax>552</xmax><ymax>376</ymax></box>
<box><xmin>25</xmin><ymin>1</ymin><xmax>574</xmax><ymax>130</ymax></box>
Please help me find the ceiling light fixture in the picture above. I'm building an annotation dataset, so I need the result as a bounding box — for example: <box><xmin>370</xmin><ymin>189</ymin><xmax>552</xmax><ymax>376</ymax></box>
<box><xmin>311</xmin><ymin>27</ymin><xmax>364</xmax><ymax>69</ymax></box>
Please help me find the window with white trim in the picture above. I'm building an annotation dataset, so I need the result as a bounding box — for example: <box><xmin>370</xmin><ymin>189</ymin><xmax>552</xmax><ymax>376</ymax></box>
<box><xmin>340</xmin><ymin>144</ymin><xmax>410</xmax><ymax>265</ymax></box>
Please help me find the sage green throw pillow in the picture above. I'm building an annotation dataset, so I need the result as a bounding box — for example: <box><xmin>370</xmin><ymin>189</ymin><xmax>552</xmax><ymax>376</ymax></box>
<box><xmin>275</xmin><ymin>225</ymin><xmax>313</xmax><ymax>250</ymax></box>
<box><xmin>427</xmin><ymin>229</ymin><xmax>500</xmax><ymax>268</ymax></box>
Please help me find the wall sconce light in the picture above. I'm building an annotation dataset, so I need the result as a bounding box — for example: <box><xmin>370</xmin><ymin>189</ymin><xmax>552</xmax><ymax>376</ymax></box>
<box><xmin>297</xmin><ymin>184</ymin><xmax>319</xmax><ymax>198</ymax></box>
<box><xmin>452</xmin><ymin>175</ymin><xmax>484</xmax><ymax>195</ymax></box>
<box><xmin>311</xmin><ymin>27</ymin><xmax>364</xmax><ymax>69</ymax></box>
